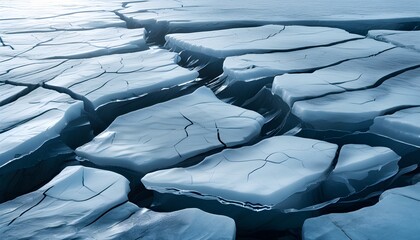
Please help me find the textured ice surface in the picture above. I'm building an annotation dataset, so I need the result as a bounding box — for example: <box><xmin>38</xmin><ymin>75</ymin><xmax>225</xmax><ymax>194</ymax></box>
<box><xmin>120</xmin><ymin>0</ymin><xmax>420</xmax><ymax>33</ymax></box>
<box><xmin>142</xmin><ymin>136</ymin><xmax>337</xmax><ymax>210</ymax></box>
<box><xmin>293</xmin><ymin>68</ymin><xmax>420</xmax><ymax>131</ymax></box>
<box><xmin>76</xmin><ymin>87</ymin><xmax>264</xmax><ymax>174</ymax></box>
<box><xmin>165</xmin><ymin>25</ymin><xmax>361</xmax><ymax>58</ymax></box>
<box><xmin>0</xmin><ymin>166</ymin><xmax>236</xmax><ymax>239</ymax></box>
<box><xmin>369</xmin><ymin>30</ymin><xmax>420</xmax><ymax>52</ymax></box>
<box><xmin>272</xmin><ymin>47</ymin><xmax>420</xmax><ymax>106</ymax></box>
<box><xmin>222</xmin><ymin>39</ymin><xmax>393</xmax><ymax>83</ymax></box>
<box><xmin>0</xmin><ymin>27</ymin><xmax>147</xmax><ymax>60</ymax></box>
<box><xmin>0</xmin><ymin>88</ymin><xmax>83</xmax><ymax>165</ymax></box>
<box><xmin>0</xmin><ymin>84</ymin><xmax>27</xmax><ymax>106</ymax></box>
<box><xmin>370</xmin><ymin>107</ymin><xmax>420</xmax><ymax>147</ymax></box>
<box><xmin>303</xmin><ymin>183</ymin><xmax>420</xmax><ymax>240</ymax></box>
<box><xmin>323</xmin><ymin>144</ymin><xmax>400</xmax><ymax>200</ymax></box>
<box><xmin>45</xmin><ymin>49</ymin><xmax>199</xmax><ymax>108</ymax></box>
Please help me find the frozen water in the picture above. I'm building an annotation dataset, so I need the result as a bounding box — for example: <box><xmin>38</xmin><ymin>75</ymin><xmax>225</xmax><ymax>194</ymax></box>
<box><xmin>165</xmin><ymin>25</ymin><xmax>362</xmax><ymax>58</ymax></box>
<box><xmin>303</xmin><ymin>183</ymin><xmax>420</xmax><ymax>240</ymax></box>
<box><xmin>272</xmin><ymin>47</ymin><xmax>420</xmax><ymax>106</ymax></box>
<box><xmin>222</xmin><ymin>39</ymin><xmax>393</xmax><ymax>83</ymax></box>
<box><xmin>76</xmin><ymin>87</ymin><xmax>264</xmax><ymax>174</ymax></box>
<box><xmin>0</xmin><ymin>166</ymin><xmax>236</xmax><ymax>239</ymax></box>
<box><xmin>370</xmin><ymin>107</ymin><xmax>420</xmax><ymax>147</ymax></box>
<box><xmin>369</xmin><ymin>30</ymin><xmax>420</xmax><ymax>52</ymax></box>
<box><xmin>142</xmin><ymin>136</ymin><xmax>337</xmax><ymax>210</ymax></box>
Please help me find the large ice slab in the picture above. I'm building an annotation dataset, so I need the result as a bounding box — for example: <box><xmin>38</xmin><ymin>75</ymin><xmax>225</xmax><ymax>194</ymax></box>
<box><xmin>293</xmin><ymin>68</ymin><xmax>420</xmax><ymax>131</ymax></box>
<box><xmin>142</xmin><ymin>136</ymin><xmax>337</xmax><ymax>210</ymax></box>
<box><xmin>272</xmin><ymin>47</ymin><xmax>420</xmax><ymax>106</ymax></box>
<box><xmin>303</xmin><ymin>183</ymin><xmax>420</xmax><ymax>240</ymax></box>
<box><xmin>370</xmin><ymin>107</ymin><xmax>420</xmax><ymax>147</ymax></box>
<box><xmin>368</xmin><ymin>30</ymin><xmax>420</xmax><ymax>52</ymax></box>
<box><xmin>323</xmin><ymin>144</ymin><xmax>400</xmax><ymax>200</ymax></box>
<box><xmin>45</xmin><ymin>49</ymin><xmax>199</xmax><ymax>109</ymax></box>
<box><xmin>0</xmin><ymin>27</ymin><xmax>147</xmax><ymax>60</ymax></box>
<box><xmin>0</xmin><ymin>88</ymin><xmax>83</xmax><ymax>165</ymax></box>
<box><xmin>165</xmin><ymin>25</ymin><xmax>362</xmax><ymax>58</ymax></box>
<box><xmin>76</xmin><ymin>87</ymin><xmax>264</xmax><ymax>174</ymax></box>
<box><xmin>223</xmin><ymin>39</ymin><xmax>393</xmax><ymax>83</ymax></box>
<box><xmin>120</xmin><ymin>0</ymin><xmax>420</xmax><ymax>34</ymax></box>
<box><xmin>0</xmin><ymin>166</ymin><xmax>236</xmax><ymax>239</ymax></box>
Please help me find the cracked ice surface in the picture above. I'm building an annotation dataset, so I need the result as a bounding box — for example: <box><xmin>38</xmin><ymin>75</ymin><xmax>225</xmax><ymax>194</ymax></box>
<box><xmin>222</xmin><ymin>39</ymin><xmax>393</xmax><ymax>83</ymax></box>
<box><xmin>142</xmin><ymin>136</ymin><xmax>337</xmax><ymax>210</ymax></box>
<box><xmin>369</xmin><ymin>107</ymin><xmax>420</xmax><ymax>147</ymax></box>
<box><xmin>120</xmin><ymin>0</ymin><xmax>420</xmax><ymax>33</ymax></box>
<box><xmin>272</xmin><ymin>47</ymin><xmax>420</xmax><ymax>106</ymax></box>
<box><xmin>165</xmin><ymin>25</ymin><xmax>362</xmax><ymax>58</ymax></box>
<box><xmin>303</xmin><ymin>183</ymin><xmax>420</xmax><ymax>240</ymax></box>
<box><xmin>0</xmin><ymin>88</ymin><xmax>83</xmax><ymax>165</ymax></box>
<box><xmin>323</xmin><ymin>144</ymin><xmax>400</xmax><ymax>200</ymax></box>
<box><xmin>0</xmin><ymin>27</ymin><xmax>147</xmax><ymax>60</ymax></box>
<box><xmin>45</xmin><ymin>49</ymin><xmax>199</xmax><ymax>109</ymax></box>
<box><xmin>293</xmin><ymin>68</ymin><xmax>420</xmax><ymax>131</ymax></box>
<box><xmin>368</xmin><ymin>30</ymin><xmax>420</xmax><ymax>52</ymax></box>
<box><xmin>76</xmin><ymin>87</ymin><xmax>264</xmax><ymax>174</ymax></box>
<box><xmin>0</xmin><ymin>166</ymin><xmax>236</xmax><ymax>239</ymax></box>
<box><xmin>0</xmin><ymin>84</ymin><xmax>27</xmax><ymax>106</ymax></box>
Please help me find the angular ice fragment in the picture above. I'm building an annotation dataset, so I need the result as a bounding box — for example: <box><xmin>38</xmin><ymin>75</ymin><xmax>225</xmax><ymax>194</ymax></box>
<box><xmin>292</xmin><ymin>68</ymin><xmax>420</xmax><ymax>131</ymax></box>
<box><xmin>0</xmin><ymin>84</ymin><xmax>28</xmax><ymax>106</ymax></box>
<box><xmin>303</xmin><ymin>183</ymin><xmax>420</xmax><ymax>240</ymax></box>
<box><xmin>370</xmin><ymin>107</ymin><xmax>420</xmax><ymax>147</ymax></box>
<box><xmin>76</xmin><ymin>87</ymin><xmax>264</xmax><ymax>174</ymax></box>
<box><xmin>323</xmin><ymin>144</ymin><xmax>400</xmax><ymax>200</ymax></box>
<box><xmin>368</xmin><ymin>30</ymin><xmax>420</xmax><ymax>52</ymax></box>
<box><xmin>0</xmin><ymin>166</ymin><xmax>236</xmax><ymax>239</ymax></box>
<box><xmin>0</xmin><ymin>88</ymin><xmax>83</xmax><ymax>165</ymax></box>
<box><xmin>165</xmin><ymin>25</ymin><xmax>362</xmax><ymax>58</ymax></box>
<box><xmin>142</xmin><ymin>136</ymin><xmax>338</xmax><ymax>210</ymax></box>
<box><xmin>223</xmin><ymin>39</ymin><xmax>393</xmax><ymax>83</ymax></box>
<box><xmin>272</xmin><ymin>47</ymin><xmax>420</xmax><ymax>106</ymax></box>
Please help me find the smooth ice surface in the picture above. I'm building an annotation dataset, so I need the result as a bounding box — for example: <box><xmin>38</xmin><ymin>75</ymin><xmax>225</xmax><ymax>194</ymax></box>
<box><xmin>142</xmin><ymin>136</ymin><xmax>337</xmax><ymax>210</ymax></box>
<box><xmin>0</xmin><ymin>27</ymin><xmax>147</xmax><ymax>60</ymax></box>
<box><xmin>120</xmin><ymin>0</ymin><xmax>420</xmax><ymax>32</ymax></box>
<box><xmin>370</xmin><ymin>107</ymin><xmax>420</xmax><ymax>147</ymax></box>
<box><xmin>323</xmin><ymin>144</ymin><xmax>400</xmax><ymax>199</ymax></box>
<box><xmin>303</xmin><ymin>183</ymin><xmax>420</xmax><ymax>240</ymax></box>
<box><xmin>0</xmin><ymin>166</ymin><xmax>236</xmax><ymax>239</ymax></box>
<box><xmin>369</xmin><ymin>30</ymin><xmax>420</xmax><ymax>52</ymax></box>
<box><xmin>165</xmin><ymin>25</ymin><xmax>362</xmax><ymax>58</ymax></box>
<box><xmin>272</xmin><ymin>47</ymin><xmax>420</xmax><ymax>106</ymax></box>
<box><xmin>0</xmin><ymin>88</ymin><xmax>83</xmax><ymax>165</ymax></box>
<box><xmin>76</xmin><ymin>87</ymin><xmax>264</xmax><ymax>174</ymax></box>
<box><xmin>46</xmin><ymin>49</ymin><xmax>199</xmax><ymax>108</ymax></box>
<box><xmin>222</xmin><ymin>39</ymin><xmax>393</xmax><ymax>83</ymax></box>
<box><xmin>293</xmin><ymin>68</ymin><xmax>420</xmax><ymax>131</ymax></box>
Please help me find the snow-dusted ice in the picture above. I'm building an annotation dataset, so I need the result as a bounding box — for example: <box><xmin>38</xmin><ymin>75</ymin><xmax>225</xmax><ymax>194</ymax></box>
<box><xmin>165</xmin><ymin>25</ymin><xmax>362</xmax><ymax>58</ymax></box>
<box><xmin>303</xmin><ymin>183</ymin><xmax>420</xmax><ymax>240</ymax></box>
<box><xmin>0</xmin><ymin>88</ymin><xmax>83</xmax><ymax>165</ymax></box>
<box><xmin>222</xmin><ymin>39</ymin><xmax>393</xmax><ymax>83</ymax></box>
<box><xmin>272</xmin><ymin>47</ymin><xmax>420</xmax><ymax>106</ymax></box>
<box><xmin>142</xmin><ymin>136</ymin><xmax>337</xmax><ymax>210</ymax></box>
<box><xmin>368</xmin><ymin>30</ymin><xmax>420</xmax><ymax>52</ymax></box>
<box><xmin>0</xmin><ymin>27</ymin><xmax>147</xmax><ymax>60</ymax></box>
<box><xmin>293</xmin><ymin>68</ymin><xmax>420</xmax><ymax>131</ymax></box>
<box><xmin>76</xmin><ymin>87</ymin><xmax>264</xmax><ymax>174</ymax></box>
<box><xmin>370</xmin><ymin>107</ymin><xmax>420</xmax><ymax>147</ymax></box>
<box><xmin>0</xmin><ymin>166</ymin><xmax>236</xmax><ymax>239</ymax></box>
<box><xmin>0</xmin><ymin>84</ymin><xmax>28</xmax><ymax>106</ymax></box>
<box><xmin>323</xmin><ymin>144</ymin><xmax>400</xmax><ymax>200</ymax></box>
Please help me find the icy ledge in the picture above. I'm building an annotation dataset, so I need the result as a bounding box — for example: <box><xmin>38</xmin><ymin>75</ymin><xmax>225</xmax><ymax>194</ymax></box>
<box><xmin>76</xmin><ymin>87</ymin><xmax>264</xmax><ymax>174</ymax></box>
<box><xmin>0</xmin><ymin>166</ymin><xmax>236</xmax><ymax>239</ymax></box>
<box><xmin>303</xmin><ymin>183</ymin><xmax>420</xmax><ymax>240</ymax></box>
<box><xmin>368</xmin><ymin>30</ymin><xmax>420</xmax><ymax>52</ymax></box>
